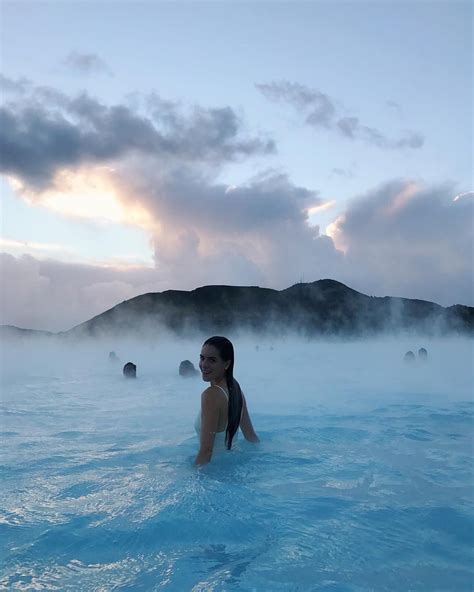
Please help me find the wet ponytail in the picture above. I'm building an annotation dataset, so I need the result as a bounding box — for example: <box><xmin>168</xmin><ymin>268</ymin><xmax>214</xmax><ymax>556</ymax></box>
<box><xmin>203</xmin><ymin>336</ymin><xmax>243</xmax><ymax>450</ymax></box>
<box><xmin>226</xmin><ymin>377</ymin><xmax>243</xmax><ymax>450</ymax></box>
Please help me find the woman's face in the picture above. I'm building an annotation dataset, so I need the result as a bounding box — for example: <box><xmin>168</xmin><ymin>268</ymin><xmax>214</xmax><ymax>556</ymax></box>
<box><xmin>199</xmin><ymin>344</ymin><xmax>230</xmax><ymax>383</ymax></box>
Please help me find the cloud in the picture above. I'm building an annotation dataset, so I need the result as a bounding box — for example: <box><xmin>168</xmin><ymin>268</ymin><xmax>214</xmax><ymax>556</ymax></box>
<box><xmin>331</xmin><ymin>167</ymin><xmax>354</xmax><ymax>179</ymax></box>
<box><xmin>329</xmin><ymin>180</ymin><xmax>473</xmax><ymax>305</ymax></box>
<box><xmin>5</xmin><ymin>163</ymin><xmax>158</xmax><ymax>233</ymax></box>
<box><xmin>0</xmin><ymin>168</ymin><xmax>344</xmax><ymax>330</ymax></box>
<box><xmin>63</xmin><ymin>51</ymin><xmax>113</xmax><ymax>75</ymax></box>
<box><xmin>0</xmin><ymin>253</ymin><xmax>160</xmax><ymax>331</ymax></box>
<box><xmin>0</xmin><ymin>74</ymin><xmax>31</xmax><ymax>95</ymax></box>
<box><xmin>2</xmin><ymin>178</ymin><xmax>472</xmax><ymax>331</ymax></box>
<box><xmin>0</xmin><ymin>79</ymin><xmax>469</xmax><ymax>330</ymax></box>
<box><xmin>256</xmin><ymin>81</ymin><xmax>335</xmax><ymax>128</ymax></box>
<box><xmin>113</xmin><ymin>164</ymin><xmax>342</xmax><ymax>288</ymax></box>
<box><xmin>336</xmin><ymin>117</ymin><xmax>423</xmax><ymax>149</ymax></box>
<box><xmin>0</xmin><ymin>237</ymin><xmax>74</xmax><ymax>256</ymax></box>
<box><xmin>386</xmin><ymin>100</ymin><xmax>402</xmax><ymax>114</ymax></box>
<box><xmin>256</xmin><ymin>81</ymin><xmax>424</xmax><ymax>150</ymax></box>
<box><xmin>130</xmin><ymin>167</ymin><xmax>320</xmax><ymax>233</ymax></box>
<box><xmin>0</xmin><ymin>211</ymin><xmax>341</xmax><ymax>331</ymax></box>
<box><xmin>0</xmin><ymin>81</ymin><xmax>275</xmax><ymax>190</ymax></box>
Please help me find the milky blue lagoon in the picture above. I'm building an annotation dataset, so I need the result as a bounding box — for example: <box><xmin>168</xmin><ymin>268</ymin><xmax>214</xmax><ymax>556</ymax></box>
<box><xmin>1</xmin><ymin>337</ymin><xmax>473</xmax><ymax>591</ymax></box>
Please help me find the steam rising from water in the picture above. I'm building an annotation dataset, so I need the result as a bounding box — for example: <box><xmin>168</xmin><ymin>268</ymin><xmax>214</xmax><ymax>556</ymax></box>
<box><xmin>2</xmin><ymin>334</ymin><xmax>472</xmax><ymax>411</ymax></box>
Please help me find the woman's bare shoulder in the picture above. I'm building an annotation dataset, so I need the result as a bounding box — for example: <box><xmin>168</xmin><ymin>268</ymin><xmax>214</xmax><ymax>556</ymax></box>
<box><xmin>201</xmin><ymin>386</ymin><xmax>221</xmax><ymax>400</ymax></box>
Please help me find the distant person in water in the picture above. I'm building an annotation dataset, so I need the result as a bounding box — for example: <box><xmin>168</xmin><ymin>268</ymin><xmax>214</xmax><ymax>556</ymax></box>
<box><xmin>195</xmin><ymin>336</ymin><xmax>259</xmax><ymax>466</ymax></box>
<box><xmin>123</xmin><ymin>362</ymin><xmax>137</xmax><ymax>378</ymax></box>
<box><xmin>418</xmin><ymin>347</ymin><xmax>428</xmax><ymax>360</ymax></box>
<box><xmin>179</xmin><ymin>360</ymin><xmax>199</xmax><ymax>378</ymax></box>
<box><xmin>404</xmin><ymin>351</ymin><xmax>415</xmax><ymax>363</ymax></box>
<box><xmin>109</xmin><ymin>351</ymin><xmax>120</xmax><ymax>363</ymax></box>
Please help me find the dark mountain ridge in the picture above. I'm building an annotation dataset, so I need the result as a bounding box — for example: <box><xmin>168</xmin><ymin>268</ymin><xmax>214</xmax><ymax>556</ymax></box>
<box><xmin>62</xmin><ymin>279</ymin><xmax>473</xmax><ymax>338</ymax></box>
<box><xmin>2</xmin><ymin>280</ymin><xmax>472</xmax><ymax>339</ymax></box>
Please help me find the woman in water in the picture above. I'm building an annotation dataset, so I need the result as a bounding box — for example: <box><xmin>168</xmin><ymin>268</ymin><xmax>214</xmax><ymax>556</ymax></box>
<box><xmin>195</xmin><ymin>336</ymin><xmax>259</xmax><ymax>466</ymax></box>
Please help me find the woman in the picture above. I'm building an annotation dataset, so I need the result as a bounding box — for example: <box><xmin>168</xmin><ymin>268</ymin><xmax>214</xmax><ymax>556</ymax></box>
<box><xmin>194</xmin><ymin>336</ymin><xmax>259</xmax><ymax>466</ymax></box>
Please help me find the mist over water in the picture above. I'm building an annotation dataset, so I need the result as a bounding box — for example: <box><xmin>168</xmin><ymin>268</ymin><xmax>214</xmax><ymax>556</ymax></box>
<box><xmin>1</xmin><ymin>335</ymin><xmax>473</xmax><ymax>591</ymax></box>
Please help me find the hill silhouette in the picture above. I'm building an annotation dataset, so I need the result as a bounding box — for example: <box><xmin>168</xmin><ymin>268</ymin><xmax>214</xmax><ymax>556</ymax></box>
<box><xmin>0</xmin><ymin>325</ymin><xmax>54</xmax><ymax>339</ymax></box>
<box><xmin>57</xmin><ymin>279</ymin><xmax>473</xmax><ymax>338</ymax></box>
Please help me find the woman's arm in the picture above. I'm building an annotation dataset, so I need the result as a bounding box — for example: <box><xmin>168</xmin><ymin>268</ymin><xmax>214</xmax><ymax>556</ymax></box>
<box><xmin>194</xmin><ymin>389</ymin><xmax>219</xmax><ymax>466</ymax></box>
<box><xmin>240</xmin><ymin>393</ymin><xmax>260</xmax><ymax>443</ymax></box>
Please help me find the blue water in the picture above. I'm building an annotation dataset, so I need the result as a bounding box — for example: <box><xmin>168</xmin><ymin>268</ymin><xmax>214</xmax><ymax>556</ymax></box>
<box><xmin>1</xmin><ymin>338</ymin><xmax>473</xmax><ymax>591</ymax></box>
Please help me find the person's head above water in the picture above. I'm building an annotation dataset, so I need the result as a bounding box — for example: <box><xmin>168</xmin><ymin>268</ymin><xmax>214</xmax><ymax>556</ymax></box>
<box><xmin>179</xmin><ymin>359</ymin><xmax>199</xmax><ymax>378</ymax></box>
<box><xmin>199</xmin><ymin>336</ymin><xmax>240</xmax><ymax>449</ymax></box>
<box><xmin>404</xmin><ymin>351</ymin><xmax>415</xmax><ymax>363</ymax></box>
<box><xmin>123</xmin><ymin>362</ymin><xmax>137</xmax><ymax>378</ymax></box>
<box><xmin>418</xmin><ymin>347</ymin><xmax>428</xmax><ymax>360</ymax></box>
<box><xmin>109</xmin><ymin>351</ymin><xmax>119</xmax><ymax>362</ymax></box>
<box><xmin>199</xmin><ymin>336</ymin><xmax>234</xmax><ymax>384</ymax></box>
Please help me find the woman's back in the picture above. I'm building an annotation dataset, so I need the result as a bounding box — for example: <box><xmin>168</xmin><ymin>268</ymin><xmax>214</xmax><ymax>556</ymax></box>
<box><xmin>194</xmin><ymin>384</ymin><xmax>228</xmax><ymax>433</ymax></box>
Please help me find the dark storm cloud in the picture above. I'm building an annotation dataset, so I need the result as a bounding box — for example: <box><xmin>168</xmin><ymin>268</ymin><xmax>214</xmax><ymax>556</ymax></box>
<box><xmin>0</xmin><ymin>85</ymin><xmax>275</xmax><ymax>189</ymax></box>
<box><xmin>63</xmin><ymin>51</ymin><xmax>113</xmax><ymax>75</ymax></box>
<box><xmin>256</xmin><ymin>81</ymin><xmax>424</xmax><ymax>150</ymax></box>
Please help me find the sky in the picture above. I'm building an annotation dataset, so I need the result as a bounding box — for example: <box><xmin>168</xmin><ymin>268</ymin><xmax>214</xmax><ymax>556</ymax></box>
<box><xmin>0</xmin><ymin>1</ymin><xmax>472</xmax><ymax>331</ymax></box>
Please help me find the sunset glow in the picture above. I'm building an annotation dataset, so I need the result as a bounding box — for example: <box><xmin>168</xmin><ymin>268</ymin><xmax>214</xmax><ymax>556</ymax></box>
<box><xmin>7</xmin><ymin>168</ymin><xmax>154</xmax><ymax>228</ymax></box>
<box><xmin>0</xmin><ymin>237</ymin><xmax>70</xmax><ymax>253</ymax></box>
<box><xmin>307</xmin><ymin>200</ymin><xmax>337</xmax><ymax>217</ymax></box>
<box><xmin>325</xmin><ymin>216</ymin><xmax>347</xmax><ymax>253</ymax></box>
<box><xmin>384</xmin><ymin>182</ymin><xmax>419</xmax><ymax>216</ymax></box>
<box><xmin>453</xmin><ymin>191</ymin><xmax>474</xmax><ymax>202</ymax></box>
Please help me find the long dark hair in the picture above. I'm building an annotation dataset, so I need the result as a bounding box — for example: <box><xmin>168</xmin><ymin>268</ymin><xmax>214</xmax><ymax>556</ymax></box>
<box><xmin>203</xmin><ymin>336</ymin><xmax>243</xmax><ymax>450</ymax></box>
